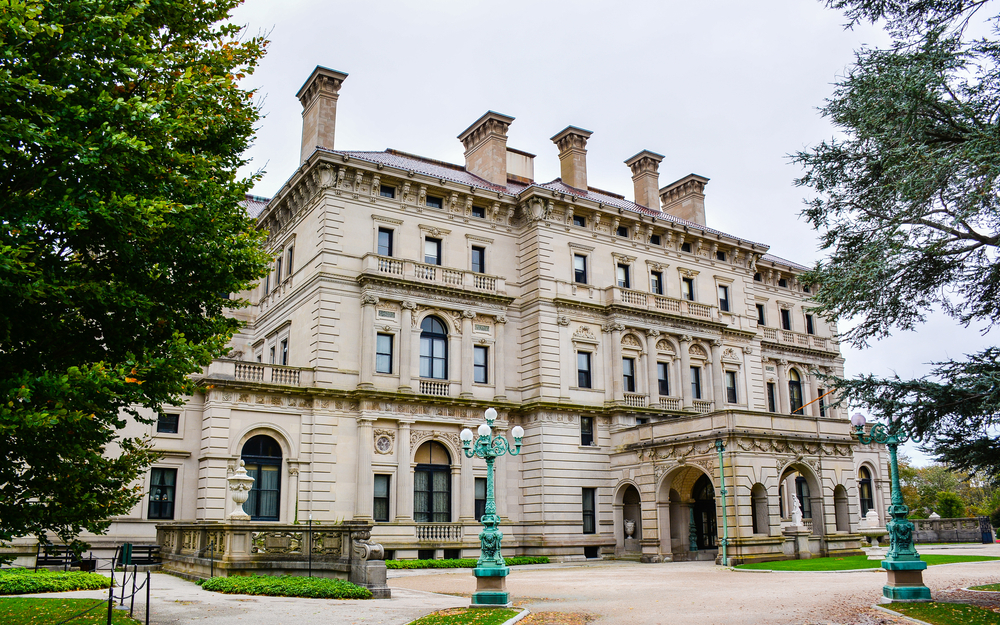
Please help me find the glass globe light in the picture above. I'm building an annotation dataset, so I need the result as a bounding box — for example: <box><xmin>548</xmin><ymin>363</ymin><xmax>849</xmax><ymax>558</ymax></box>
<box><xmin>485</xmin><ymin>407</ymin><xmax>498</xmax><ymax>422</ymax></box>
<box><xmin>850</xmin><ymin>413</ymin><xmax>867</xmax><ymax>428</ymax></box>
<box><xmin>478</xmin><ymin>423</ymin><xmax>491</xmax><ymax>437</ymax></box>
<box><xmin>460</xmin><ymin>428</ymin><xmax>474</xmax><ymax>442</ymax></box>
<box><xmin>511</xmin><ymin>425</ymin><xmax>524</xmax><ymax>439</ymax></box>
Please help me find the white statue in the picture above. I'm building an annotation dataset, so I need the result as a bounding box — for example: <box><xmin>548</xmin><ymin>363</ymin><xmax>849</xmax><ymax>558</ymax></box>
<box><xmin>791</xmin><ymin>494</ymin><xmax>803</xmax><ymax>526</ymax></box>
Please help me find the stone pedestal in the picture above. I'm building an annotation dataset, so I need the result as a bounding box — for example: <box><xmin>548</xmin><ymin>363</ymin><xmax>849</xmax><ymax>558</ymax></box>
<box><xmin>471</xmin><ymin>566</ymin><xmax>511</xmax><ymax>608</ymax></box>
<box><xmin>782</xmin><ymin>526</ymin><xmax>812</xmax><ymax>559</ymax></box>
<box><xmin>881</xmin><ymin>559</ymin><xmax>931</xmax><ymax>601</ymax></box>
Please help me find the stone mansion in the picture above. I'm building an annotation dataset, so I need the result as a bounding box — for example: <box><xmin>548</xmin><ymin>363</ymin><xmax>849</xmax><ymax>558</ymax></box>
<box><xmin>110</xmin><ymin>66</ymin><xmax>889</xmax><ymax>565</ymax></box>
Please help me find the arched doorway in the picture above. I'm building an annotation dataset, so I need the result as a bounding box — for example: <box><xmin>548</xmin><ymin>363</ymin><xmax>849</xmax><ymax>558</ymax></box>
<box><xmin>414</xmin><ymin>440</ymin><xmax>451</xmax><ymax>522</ymax></box>
<box><xmin>692</xmin><ymin>475</ymin><xmax>717</xmax><ymax>549</ymax></box>
<box><xmin>858</xmin><ymin>466</ymin><xmax>874</xmax><ymax>517</ymax></box>
<box><xmin>615</xmin><ymin>484</ymin><xmax>642</xmax><ymax>556</ymax></box>
<box><xmin>241</xmin><ymin>434</ymin><xmax>282</xmax><ymax>521</ymax></box>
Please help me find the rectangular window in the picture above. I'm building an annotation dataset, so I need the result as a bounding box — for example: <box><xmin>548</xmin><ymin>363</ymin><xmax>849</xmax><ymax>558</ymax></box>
<box><xmin>287</xmin><ymin>246</ymin><xmax>294</xmax><ymax>276</ymax></box>
<box><xmin>573</xmin><ymin>254</ymin><xmax>588</xmax><ymax>284</ymax></box>
<box><xmin>275</xmin><ymin>256</ymin><xmax>282</xmax><ymax>285</ymax></box>
<box><xmin>716</xmin><ymin>250</ymin><xmax>727</xmax><ymax>261</ymax></box>
<box><xmin>616</xmin><ymin>264</ymin><xmax>630</xmax><ymax>289</ymax></box>
<box><xmin>622</xmin><ymin>357</ymin><xmax>636</xmax><ymax>393</ymax></box>
<box><xmin>471</xmin><ymin>246</ymin><xmax>486</xmax><ymax>274</ymax></box>
<box><xmin>475</xmin><ymin>478</ymin><xmax>487</xmax><ymax>521</ymax></box>
<box><xmin>577</xmin><ymin>352</ymin><xmax>592</xmax><ymax>388</ymax></box>
<box><xmin>767</xmin><ymin>382</ymin><xmax>777</xmax><ymax>413</ymax></box>
<box><xmin>471</xmin><ymin>205</ymin><xmax>486</xmax><ymax>219</ymax></box>
<box><xmin>148</xmin><ymin>468</ymin><xmax>176</xmax><ymax>520</ymax></box>
<box><xmin>156</xmin><ymin>413</ymin><xmax>179</xmax><ymax>434</ymax></box>
<box><xmin>373</xmin><ymin>474</ymin><xmax>390</xmax><ymax>522</ymax></box>
<box><xmin>426</xmin><ymin>195</ymin><xmax>443</xmax><ymax>209</ymax></box>
<box><xmin>650</xmin><ymin>234</ymin><xmax>661</xmax><ymax>246</ymax></box>
<box><xmin>616</xmin><ymin>225</ymin><xmax>629</xmax><ymax>238</ymax></box>
<box><xmin>725</xmin><ymin>370</ymin><xmax>738</xmax><ymax>404</ymax></box>
<box><xmin>650</xmin><ymin>271</ymin><xmax>663</xmax><ymax>295</ymax></box>
<box><xmin>581</xmin><ymin>416</ymin><xmax>594</xmax><ymax>446</ymax></box>
<box><xmin>573</xmin><ymin>215</ymin><xmax>587</xmax><ymax>227</ymax></box>
<box><xmin>718</xmin><ymin>285</ymin><xmax>730</xmax><ymax>312</ymax></box>
<box><xmin>818</xmin><ymin>388</ymin><xmax>827</xmax><ymax>417</ymax></box>
<box><xmin>376</xmin><ymin>333</ymin><xmax>393</xmax><ymax>374</ymax></box>
<box><xmin>378</xmin><ymin>227</ymin><xmax>393</xmax><ymax>256</ymax></box>
<box><xmin>691</xmin><ymin>366</ymin><xmax>702</xmax><ymax>399</ymax></box>
<box><xmin>474</xmin><ymin>345</ymin><xmax>488</xmax><ymax>384</ymax></box>
<box><xmin>379</xmin><ymin>185</ymin><xmax>396</xmax><ymax>198</ymax></box>
<box><xmin>424</xmin><ymin>237</ymin><xmax>442</xmax><ymax>265</ymax></box>
<box><xmin>756</xmin><ymin>303</ymin><xmax>766</xmax><ymax>326</ymax></box>
<box><xmin>780</xmin><ymin>308</ymin><xmax>792</xmax><ymax>331</ymax></box>
<box><xmin>657</xmin><ymin>362</ymin><xmax>669</xmax><ymax>396</ymax></box>
<box><xmin>778</xmin><ymin>278</ymin><xmax>788</xmax><ymax>288</ymax></box>
<box><xmin>582</xmin><ymin>488</ymin><xmax>596</xmax><ymax>534</ymax></box>
<box><xmin>681</xmin><ymin>242</ymin><xmax>692</xmax><ymax>253</ymax></box>
<box><xmin>682</xmin><ymin>277</ymin><xmax>695</xmax><ymax>301</ymax></box>
<box><xmin>269</xmin><ymin>346</ymin><xmax>275</xmax><ymax>364</ymax></box>
<box><xmin>280</xmin><ymin>339</ymin><xmax>288</xmax><ymax>366</ymax></box>
<box><xmin>264</xmin><ymin>271</ymin><xmax>270</xmax><ymax>294</ymax></box>
<box><xmin>806</xmin><ymin>314</ymin><xmax>815</xmax><ymax>335</ymax></box>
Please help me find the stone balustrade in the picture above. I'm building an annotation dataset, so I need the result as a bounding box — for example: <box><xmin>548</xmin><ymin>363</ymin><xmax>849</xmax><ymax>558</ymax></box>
<box><xmin>912</xmin><ymin>517</ymin><xmax>992</xmax><ymax>544</ymax></box>
<box><xmin>760</xmin><ymin>327</ymin><xmax>834</xmax><ymax>352</ymax></box>
<box><xmin>203</xmin><ymin>360</ymin><xmax>315</xmax><ymax>387</ymax></box>
<box><xmin>362</xmin><ymin>253</ymin><xmax>506</xmax><ymax>294</ymax></box>
<box><xmin>156</xmin><ymin>521</ymin><xmax>389</xmax><ymax>597</ymax></box>
<box><xmin>415</xmin><ymin>523</ymin><xmax>464</xmax><ymax>542</ymax></box>
<box><xmin>607</xmin><ymin>286</ymin><xmax>717</xmax><ymax>321</ymax></box>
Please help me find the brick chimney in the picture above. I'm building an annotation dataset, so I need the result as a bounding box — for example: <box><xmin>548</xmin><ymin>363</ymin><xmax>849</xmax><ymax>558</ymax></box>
<box><xmin>625</xmin><ymin>150</ymin><xmax>664</xmax><ymax>210</ymax></box>
<box><xmin>659</xmin><ymin>174</ymin><xmax>710</xmax><ymax>226</ymax></box>
<box><xmin>296</xmin><ymin>66</ymin><xmax>348</xmax><ymax>164</ymax></box>
<box><xmin>458</xmin><ymin>111</ymin><xmax>515</xmax><ymax>187</ymax></box>
<box><xmin>550</xmin><ymin>126</ymin><xmax>593</xmax><ymax>191</ymax></box>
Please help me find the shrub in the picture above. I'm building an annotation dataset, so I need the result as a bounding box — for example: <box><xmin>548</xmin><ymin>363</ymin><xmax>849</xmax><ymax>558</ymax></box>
<box><xmin>935</xmin><ymin>491</ymin><xmax>966</xmax><ymax>519</ymax></box>
<box><xmin>385</xmin><ymin>556</ymin><xmax>549</xmax><ymax>569</ymax></box>
<box><xmin>990</xmin><ymin>505</ymin><xmax>1000</xmax><ymax>530</ymax></box>
<box><xmin>0</xmin><ymin>569</ymin><xmax>111</xmax><ymax>595</ymax></box>
<box><xmin>199</xmin><ymin>575</ymin><xmax>371</xmax><ymax>599</ymax></box>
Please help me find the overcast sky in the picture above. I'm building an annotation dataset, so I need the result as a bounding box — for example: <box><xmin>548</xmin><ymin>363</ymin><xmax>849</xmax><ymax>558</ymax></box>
<box><xmin>231</xmin><ymin>0</ymin><xmax>992</xmax><ymax>465</ymax></box>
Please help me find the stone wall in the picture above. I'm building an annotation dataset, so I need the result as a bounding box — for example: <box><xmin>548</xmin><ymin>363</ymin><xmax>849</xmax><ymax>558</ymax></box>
<box><xmin>912</xmin><ymin>517</ymin><xmax>991</xmax><ymax>544</ymax></box>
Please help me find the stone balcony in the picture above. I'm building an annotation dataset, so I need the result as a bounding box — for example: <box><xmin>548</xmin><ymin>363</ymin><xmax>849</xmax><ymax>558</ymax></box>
<box><xmin>761</xmin><ymin>327</ymin><xmax>836</xmax><ymax>352</ymax></box>
<box><xmin>606</xmin><ymin>286</ymin><xmax>717</xmax><ymax>321</ymax></box>
<box><xmin>360</xmin><ymin>253</ymin><xmax>507</xmax><ymax>295</ymax></box>
<box><xmin>202</xmin><ymin>359</ymin><xmax>315</xmax><ymax>387</ymax></box>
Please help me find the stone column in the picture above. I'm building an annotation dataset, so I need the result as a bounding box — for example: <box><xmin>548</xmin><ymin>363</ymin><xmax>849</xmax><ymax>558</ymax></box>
<box><xmin>396</xmin><ymin>420</ymin><xmax>413</xmax><ymax>520</ymax></box>
<box><xmin>358</xmin><ymin>294</ymin><xmax>379</xmax><ymax>389</ymax></box>
<box><xmin>355</xmin><ymin>416</ymin><xmax>375</xmax><ymax>519</ymax></box>
<box><xmin>494</xmin><ymin>314</ymin><xmax>507</xmax><ymax>400</ymax></box>
<box><xmin>711</xmin><ymin>339</ymin><xmax>724</xmax><ymax>408</ymax></box>
<box><xmin>460</xmin><ymin>310</ymin><xmax>475</xmax><ymax>397</ymax></box>
<box><xmin>646</xmin><ymin>330</ymin><xmax>661</xmax><ymax>404</ymax></box>
<box><xmin>609</xmin><ymin>322</ymin><xmax>625</xmax><ymax>403</ymax></box>
<box><xmin>460</xmin><ymin>426</ymin><xmax>475</xmax><ymax>521</ymax></box>
<box><xmin>777</xmin><ymin>360</ymin><xmax>790</xmax><ymax>415</ymax></box>
<box><xmin>679</xmin><ymin>335</ymin><xmax>693</xmax><ymax>409</ymax></box>
<box><xmin>451</xmin><ymin>464</ymin><xmax>462</xmax><ymax>522</ymax></box>
<box><xmin>399</xmin><ymin>301</ymin><xmax>416</xmax><ymax>392</ymax></box>
<box><xmin>287</xmin><ymin>465</ymin><xmax>300</xmax><ymax>524</ymax></box>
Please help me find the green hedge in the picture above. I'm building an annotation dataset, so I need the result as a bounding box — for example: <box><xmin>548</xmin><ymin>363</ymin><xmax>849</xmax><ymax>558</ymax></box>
<box><xmin>385</xmin><ymin>556</ymin><xmax>549</xmax><ymax>569</ymax></box>
<box><xmin>198</xmin><ymin>575</ymin><xmax>372</xmax><ymax>599</ymax></box>
<box><xmin>0</xmin><ymin>569</ymin><xmax>111</xmax><ymax>595</ymax></box>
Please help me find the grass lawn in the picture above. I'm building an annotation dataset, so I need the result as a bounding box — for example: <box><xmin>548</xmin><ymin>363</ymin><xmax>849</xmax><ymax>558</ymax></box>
<box><xmin>735</xmin><ymin>554</ymin><xmax>999</xmax><ymax>571</ymax></box>
<box><xmin>408</xmin><ymin>607</ymin><xmax>521</xmax><ymax>625</ymax></box>
<box><xmin>970</xmin><ymin>582</ymin><xmax>1000</xmax><ymax>591</ymax></box>
<box><xmin>0</xmin><ymin>598</ymin><xmax>140</xmax><ymax>624</ymax></box>
<box><xmin>887</xmin><ymin>601</ymin><xmax>1000</xmax><ymax>625</ymax></box>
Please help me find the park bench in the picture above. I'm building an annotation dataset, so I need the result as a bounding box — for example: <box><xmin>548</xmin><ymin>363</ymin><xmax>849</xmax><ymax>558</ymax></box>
<box><xmin>119</xmin><ymin>544</ymin><xmax>161</xmax><ymax>566</ymax></box>
<box><xmin>34</xmin><ymin>544</ymin><xmax>82</xmax><ymax>571</ymax></box>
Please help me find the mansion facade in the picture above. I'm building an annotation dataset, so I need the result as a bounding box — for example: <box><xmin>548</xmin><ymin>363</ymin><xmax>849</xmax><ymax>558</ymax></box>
<box><xmin>110</xmin><ymin>66</ymin><xmax>889</xmax><ymax>565</ymax></box>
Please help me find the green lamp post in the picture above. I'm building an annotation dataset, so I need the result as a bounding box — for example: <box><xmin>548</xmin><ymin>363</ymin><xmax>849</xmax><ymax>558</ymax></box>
<box><xmin>850</xmin><ymin>412</ymin><xmax>931</xmax><ymax>602</ymax></box>
<box><xmin>461</xmin><ymin>407</ymin><xmax>523</xmax><ymax>607</ymax></box>
<box><xmin>714</xmin><ymin>438</ymin><xmax>729</xmax><ymax>566</ymax></box>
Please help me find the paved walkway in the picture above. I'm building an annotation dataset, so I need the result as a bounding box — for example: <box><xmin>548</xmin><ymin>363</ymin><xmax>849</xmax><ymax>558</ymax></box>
<box><xmin>15</xmin><ymin>544</ymin><xmax>1000</xmax><ymax>625</ymax></box>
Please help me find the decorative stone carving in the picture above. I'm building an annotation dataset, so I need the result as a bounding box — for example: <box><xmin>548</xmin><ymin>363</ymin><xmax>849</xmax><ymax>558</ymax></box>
<box><xmin>556</xmin><ymin>315</ymin><xmax>570</xmax><ymax>326</ymax></box>
<box><xmin>656</xmin><ymin>339</ymin><xmax>675</xmax><ymax>354</ymax></box>
<box><xmin>743</xmin><ymin>345</ymin><xmax>754</xmax><ymax>355</ymax></box>
<box><xmin>573</xmin><ymin>326</ymin><xmax>598</xmax><ymax>341</ymax></box>
<box><xmin>462</xmin><ymin>309</ymin><xmax>476</xmax><ymax>319</ymax></box>
<box><xmin>361</xmin><ymin>293</ymin><xmax>380</xmax><ymax>306</ymax></box>
<box><xmin>374</xmin><ymin>429</ymin><xmax>395</xmax><ymax>454</ymax></box>
<box><xmin>645</xmin><ymin>329</ymin><xmax>660</xmax><ymax>338</ymax></box>
<box><xmin>621</xmin><ymin>334</ymin><xmax>642</xmax><ymax>348</ymax></box>
<box><xmin>228</xmin><ymin>460</ymin><xmax>255</xmax><ymax>520</ymax></box>
<box><xmin>494</xmin><ymin>313</ymin><xmax>507</xmax><ymax>324</ymax></box>
<box><xmin>680</xmin><ymin>334</ymin><xmax>692</xmax><ymax>343</ymax></box>
<box><xmin>688</xmin><ymin>344</ymin><xmax>708</xmax><ymax>358</ymax></box>
<box><xmin>603</xmin><ymin>321</ymin><xmax>626</xmax><ymax>333</ymax></box>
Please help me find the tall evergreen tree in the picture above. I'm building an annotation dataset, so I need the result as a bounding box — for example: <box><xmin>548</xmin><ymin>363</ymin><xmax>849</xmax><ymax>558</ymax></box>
<box><xmin>795</xmin><ymin>0</ymin><xmax>1000</xmax><ymax>476</ymax></box>
<box><xmin>0</xmin><ymin>0</ymin><xmax>269</xmax><ymax>555</ymax></box>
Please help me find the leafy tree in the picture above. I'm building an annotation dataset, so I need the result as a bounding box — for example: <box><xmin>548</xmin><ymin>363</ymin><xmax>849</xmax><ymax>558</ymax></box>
<box><xmin>0</xmin><ymin>0</ymin><xmax>269</xmax><ymax>557</ymax></box>
<box><xmin>934</xmin><ymin>491</ymin><xmax>966</xmax><ymax>518</ymax></box>
<box><xmin>795</xmin><ymin>0</ymin><xmax>1000</xmax><ymax>477</ymax></box>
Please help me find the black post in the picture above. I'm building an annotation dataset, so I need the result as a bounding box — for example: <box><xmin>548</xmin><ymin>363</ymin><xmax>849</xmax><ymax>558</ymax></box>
<box><xmin>129</xmin><ymin>563</ymin><xmax>136</xmax><ymax>616</ymax></box>
<box><xmin>210</xmin><ymin>543</ymin><xmax>214</xmax><ymax>579</ymax></box>
<box><xmin>145</xmin><ymin>570</ymin><xmax>150</xmax><ymax>625</ymax></box>
<box><xmin>106</xmin><ymin>567</ymin><xmax>114</xmax><ymax>625</ymax></box>
<box><xmin>308</xmin><ymin>516</ymin><xmax>312</xmax><ymax>578</ymax></box>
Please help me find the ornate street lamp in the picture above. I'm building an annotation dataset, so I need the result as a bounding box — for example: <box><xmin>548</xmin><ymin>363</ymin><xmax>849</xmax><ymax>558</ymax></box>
<box><xmin>850</xmin><ymin>412</ymin><xmax>931</xmax><ymax>601</ymax></box>
<box><xmin>714</xmin><ymin>439</ymin><xmax>729</xmax><ymax>566</ymax></box>
<box><xmin>461</xmin><ymin>407</ymin><xmax>523</xmax><ymax>608</ymax></box>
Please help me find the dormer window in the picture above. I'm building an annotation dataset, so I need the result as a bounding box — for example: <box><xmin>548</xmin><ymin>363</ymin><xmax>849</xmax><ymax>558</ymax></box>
<box><xmin>426</xmin><ymin>195</ymin><xmax>443</xmax><ymax>209</ymax></box>
<box><xmin>379</xmin><ymin>185</ymin><xmax>396</xmax><ymax>198</ymax></box>
<box><xmin>616</xmin><ymin>225</ymin><xmax>629</xmax><ymax>238</ymax></box>
<box><xmin>573</xmin><ymin>215</ymin><xmax>587</xmax><ymax>227</ymax></box>
<box><xmin>650</xmin><ymin>234</ymin><xmax>661</xmax><ymax>246</ymax></box>
<box><xmin>681</xmin><ymin>242</ymin><xmax>692</xmax><ymax>253</ymax></box>
<box><xmin>716</xmin><ymin>251</ymin><xmax>726</xmax><ymax>261</ymax></box>
<box><xmin>471</xmin><ymin>205</ymin><xmax>486</xmax><ymax>219</ymax></box>
<box><xmin>778</xmin><ymin>278</ymin><xmax>788</xmax><ymax>288</ymax></box>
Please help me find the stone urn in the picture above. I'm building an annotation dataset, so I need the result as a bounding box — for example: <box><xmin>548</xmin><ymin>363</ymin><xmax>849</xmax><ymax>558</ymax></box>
<box><xmin>858</xmin><ymin>509</ymin><xmax>888</xmax><ymax>560</ymax></box>
<box><xmin>624</xmin><ymin>519</ymin><xmax>636</xmax><ymax>539</ymax></box>
<box><xmin>228</xmin><ymin>460</ymin><xmax>255</xmax><ymax>520</ymax></box>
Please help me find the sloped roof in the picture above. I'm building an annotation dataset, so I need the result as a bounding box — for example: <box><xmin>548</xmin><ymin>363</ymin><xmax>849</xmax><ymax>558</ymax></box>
<box><xmin>761</xmin><ymin>253</ymin><xmax>811</xmax><ymax>272</ymax></box>
<box><xmin>241</xmin><ymin>194</ymin><xmax>270</xmax><ymax>218</ymax></box>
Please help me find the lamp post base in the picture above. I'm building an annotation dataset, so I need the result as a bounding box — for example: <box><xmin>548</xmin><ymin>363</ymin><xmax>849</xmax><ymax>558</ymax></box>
<box><xmin>470</xmin><ymin>566</ymin><xmax>511</xmax><ymax>608</ymax></box>
<box><xmin>881</xmin><ymin>560</ymin><xmax>931</xmax><ymax>602</ymax></box>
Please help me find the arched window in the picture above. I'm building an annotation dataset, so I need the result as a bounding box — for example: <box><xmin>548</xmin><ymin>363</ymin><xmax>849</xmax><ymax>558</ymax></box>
<box><xmin>788</xmin><ymin>369</ymin><xmax>804</xmax><ymax>414</ymax></box>
<box><xmin>834</xmin><ymin>485</ymin><xmax>850</xmax><ymax>532</ymax></box>
<box><xmin>414</xmin><ymin>441</ymin><xmax>451</xmax><ymax>522</ymax></box>
<box><xmin>692</xmin><ymin>474</ymin><xmax>717</xmax><ymax>549</ymax></box>
<box><xmin>751</xmin><ymin>483</ymin><xmax>768</xmax><ymax>535</ymax></box>
<box><xmin>419</xmin><ymin>317</ymin><xmax>448</xmax><ymax>380</ymax></box>
<box><xmin>795</xmin><ymin>475</ymin><xmax>811</xmax><ymax>519</ymax></box>
<box><xmin>858</xmin><ymin>466</ymin><xmax>874</xmax><ymax>516</ymax></box>
<box><xmin>241</xmin><ymin>435</ymin><xmax>282</xmax><ymax>521</ymax></box>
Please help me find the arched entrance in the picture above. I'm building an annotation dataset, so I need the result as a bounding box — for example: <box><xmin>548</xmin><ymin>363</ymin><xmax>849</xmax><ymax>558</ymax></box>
<box><xmin>614</xmin><ymin>483</ymin><xmax>642</xmax><ymax>556</ymax></box>
<box><xmin>241</xmin><ymin>434</ymin><xmax>282</xmax><ymax>521</ymax></box>
<box><xmin>656</xmin><ymin>466</ymin><xmax>719</xmax><ymax>561</ymax></box>
<box><xmin>778</xmin><ymin>463</ymin><xmax>825</xmax><ymax>539</ymax></box>
<box><xmin>692</xmin><ymin>474</ymin><xmax>717</xmax><ymax>549</ymax></box>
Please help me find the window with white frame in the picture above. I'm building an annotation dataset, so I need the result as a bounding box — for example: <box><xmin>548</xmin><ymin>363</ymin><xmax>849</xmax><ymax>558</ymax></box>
<box><xmin>622</xmin><ymin>357</ymin><xmax>636</xmax><ymax>393</ymax></box>
<box><xmin>718</xmin><ymin>284</ymin><xmax>730</xmax><ymax>312</ymax></box>
<box><xmin>473</xmin><ymin>345</ymin><xmax>488</xmax><ymax>384</ymax></box>
<box><xmin>616</xmin><ymin>263</ymin><xmax>630</xmax><ymax>289</ymax></box>
<box><xmin>573</xmin><ymin>254</ymin><xmax>588</xmax><ymax>284</ymax></box>
<box><xmin>725</xmin><ymin>370</ymin><xmax>738</xmax><ymax>403</ymax></box>
<box><xmin>376</xmin><ymin>333</ymin><xmax>393</xmax><ymax>374</ymax></box>
<box><xmin>378</xmin><ymin>227</ymin><xmax>394</xmax><ymax>256</ymax></box>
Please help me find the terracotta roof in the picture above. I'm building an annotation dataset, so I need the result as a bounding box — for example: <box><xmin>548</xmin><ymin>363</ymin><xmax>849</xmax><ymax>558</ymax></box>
<box><xmin>241</xmin><ymin>194</ymin><xmax>271</xmax><ymax>218</ymax></box>
<box><xmin>327</xmin><ymin>148</ymin><xmax>513</xmax><ymax>194</ymax></box>
<box><xmin>760</xmin><ymin>253</ymin><xmax>811</xmax><ymax>272</ymax></box>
